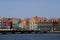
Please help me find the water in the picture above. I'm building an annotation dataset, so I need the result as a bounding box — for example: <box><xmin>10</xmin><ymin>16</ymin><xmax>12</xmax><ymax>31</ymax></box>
<box><xmin>0</xmin><ymin>33</ymin><xmax>60</xmax><ymax>40</ymax></box>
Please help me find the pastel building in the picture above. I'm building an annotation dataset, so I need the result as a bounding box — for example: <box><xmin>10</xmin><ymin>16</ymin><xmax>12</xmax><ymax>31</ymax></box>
<box><xmin>2</xmin><ymin>18</ymin><xmax>21</xmax><ymax>29</ymax></box>
<box><xmin>20</xmin><ymin>20</ymin><xmax>26</xmax><ymax>29</ymax></box>
<box><xmin>29</xmin><ymin>16</ymin><xmax>40</xmax><ymax>30</ymax></box>
<box><xmin>24</xmin><ymin>18</ymin><xmax>31</xmax><ymax>30</ymax></box>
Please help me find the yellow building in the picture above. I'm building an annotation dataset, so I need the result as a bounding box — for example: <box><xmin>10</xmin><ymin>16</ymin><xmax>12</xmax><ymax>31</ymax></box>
<box><xmin>29</xmin><ymin>18</ymin><xmax>37</xmax><ymax>30</ymax></box>
<box><xmin>20</xmin><ymin>20</ymin><xmax>26</xmax><ymax>29</ymax></box>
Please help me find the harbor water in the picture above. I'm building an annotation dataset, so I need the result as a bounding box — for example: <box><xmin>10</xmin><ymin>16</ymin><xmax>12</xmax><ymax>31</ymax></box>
<box><xmin>0</xmin><ymin>33</ymin><xmax>60</xmax><ymax>40</ymax></box>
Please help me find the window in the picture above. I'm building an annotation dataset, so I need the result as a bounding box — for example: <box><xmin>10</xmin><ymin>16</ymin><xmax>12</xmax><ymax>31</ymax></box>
<box><xmin>44</xmin><ymin>19</ymin><xmax>46</xmax><ymax>21</ymax></box>
<box><xmin>8</xmin><ymin>19</ymin><xmax>11</xmax><ymax>20</ymax></box>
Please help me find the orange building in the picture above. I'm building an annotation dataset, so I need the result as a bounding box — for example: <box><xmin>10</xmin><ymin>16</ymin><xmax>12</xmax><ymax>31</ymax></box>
<box><xmin>2</xmin><ymin>18</ymin><xmax>21</xmax><ymax>29</ymax></box>
<box><xmin>39</xmin><ymin>17</ymin><xmax>44</xmax><ymax>22</ymax></box>
<box><xmin>44</xmin><ymin>18</ymin><xmax>49</xmax><ymax>22</ymax></box>
<box><xmin>20</xmin><ymin>20</ymin><xmax>26</xmax><ymax>28</ymax></box>
<box><xmin>39</xmin><ymin>17</ymin><xmax>49</xmax><ymax>22</ymax></box>
<box><xmin>33</xmin><ymin>16</ymin><xmax>40</xmax><ymax>23</ymax></box>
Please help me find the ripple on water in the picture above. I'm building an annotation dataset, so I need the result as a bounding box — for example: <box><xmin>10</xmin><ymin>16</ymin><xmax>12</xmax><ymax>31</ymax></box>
<box><xmin>0</xmin><ymin>34</ymin><xmax>60</xmax><ymax>40</ymax></box>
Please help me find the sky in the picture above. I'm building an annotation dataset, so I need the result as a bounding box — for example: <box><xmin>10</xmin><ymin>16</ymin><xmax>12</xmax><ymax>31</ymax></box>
<box><xmin>0</xmin><ymin>0</ymin><xmax>60</xmax><ymax>19</ymax></box>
